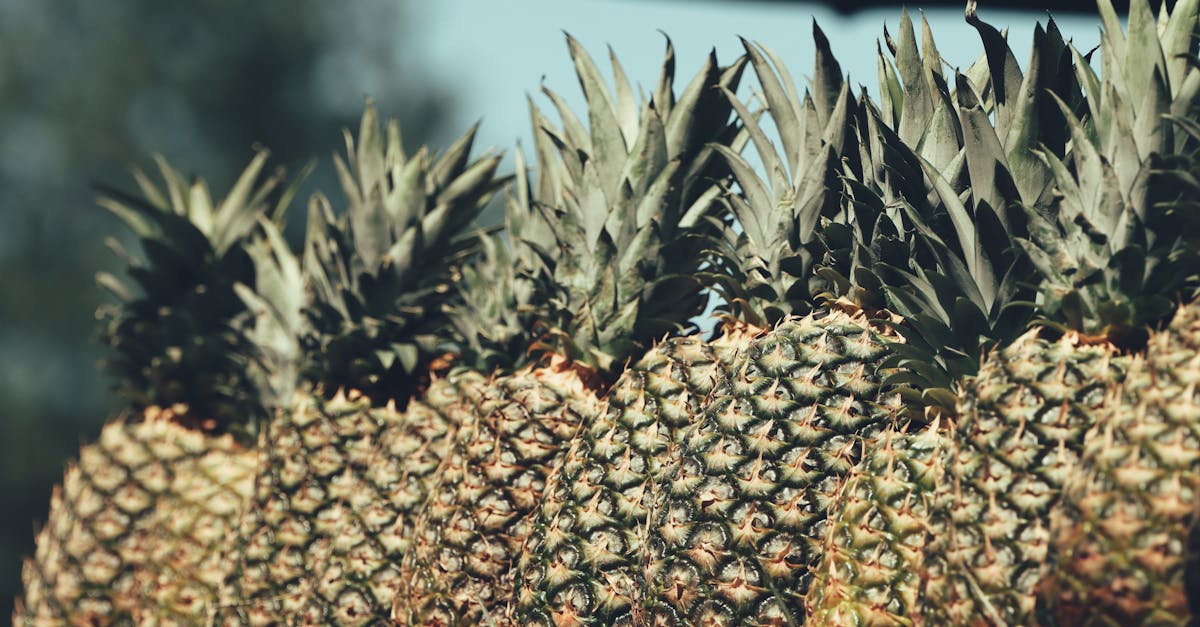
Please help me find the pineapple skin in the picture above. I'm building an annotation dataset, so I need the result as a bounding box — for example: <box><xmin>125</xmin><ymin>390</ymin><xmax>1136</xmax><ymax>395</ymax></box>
<box><xmin>805</xmin><ymin>419</ymin><xmax>955</xmax><ymax>627</ymax></box>
<box><xmin>1044</xmin><ymin>305</ymin><xmax>1200</xmax><ymax>625</ymax></box>
<box><xmin>641</xmin><ymin>311</ymin><xmax>901</xmax><ymax>625</ymax></box>
<box><xmin>398</xmin><ymin>360</ymin><xmax>600</xmax><ymax>626</ymax></box>
<box><xmin>15</xmin><ymin>408</ymin><xmax>256</xmax><ymax>626</ymax></box>
<box><xmin>929</xmin><ymin>332</ymin><xmax>1128</xmax><ymax>624</ymax></box>
<box><xmin>510</xmin><ymin>331</ymin><xmax>747</xmax><ymax>626</ymax></box>
<box><xmin>216</xmin><ymin>373</ymin><xmax>484</xmax><ymax>626</ymax></box>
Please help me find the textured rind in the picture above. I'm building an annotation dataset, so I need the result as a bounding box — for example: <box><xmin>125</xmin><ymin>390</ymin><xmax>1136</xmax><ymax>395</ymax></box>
<box><xmin>510</xmin><ymin>331</ymin><xmax>748</xmax><ymax>626</ymax></box>
<box><xmin>805</xmin><ymin>419</ymin><xmax>956</xmax><ymax>626</ymax></box>
<box><xmin>1044</xmin><ymin>305</ymin><xmax>1200</xmax><ymax>625</ymax></box>
<box><xmin>641</xmin><ymin>312</ymin><xmax>901</xmax><ymax>625</ymax></box>
<box><xmin>928</xmin><ymin>333</ymin><xmax>1128</xmax><ymax>625</ymax></box>
<box><xmin>15</xmin><ymin>411</ymin><xmax>255</xmax><ymax>626</ymax></box>
<box><xmin>398</xmin><ymin>362</ymin><xmax>599</xmax><ymax>625</ymax></box>
<box><xmin>215</xmin><ymin>373</ymin><xmax>483</xmax><ymax>626</ymax></box>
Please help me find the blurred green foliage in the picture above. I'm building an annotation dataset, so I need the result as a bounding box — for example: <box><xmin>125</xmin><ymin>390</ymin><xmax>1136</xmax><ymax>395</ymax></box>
<box><xmin>0</xmin><ymin>1</ymin><xmax>450</xmax><ymax>617</ymax></box>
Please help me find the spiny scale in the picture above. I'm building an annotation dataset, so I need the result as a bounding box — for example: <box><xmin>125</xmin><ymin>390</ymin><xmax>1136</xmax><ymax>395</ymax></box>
<box><xmin>399</xmin><ymin>362</ymin><xmax>600</xmax><ymax>625</ymax></box>
<box><xmin>511</xmin><ymin>331</ymin><xmax>747</xmax><ymax>625</ymax></box>
<box><xmin>1044</xmin><ymin>305</ymin><xmax>1200</xmax><ymax>624</ymax></box>
<box><xmin>929</xmin><ymin>333</ymin><xmax>1128</xmax><ymax>624</ymax></box>
<box><xmin>16</xmin><ymin>409</ymin><xmax>255</xmax><ymax>626</ymax></box>
<box><xmin>217</xmin><ymin>376</ymin><xmax>483</xmax><ymax>625</ymax></box>
<box><xmin>643</xmin><ymin>312</ymin><xmax>902</xmax><ymax>624</ymax></box>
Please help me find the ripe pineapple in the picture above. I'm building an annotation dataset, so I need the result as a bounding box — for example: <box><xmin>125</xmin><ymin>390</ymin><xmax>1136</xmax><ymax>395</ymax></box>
<box><xmin>1042</xmin><ymin>303</ymin><xmax>1200</xmax><ymax>625</ymax></box>
<box><xmin>506</xmin><ymin>36</ymin><xmax>763</xmax><ymax>624</ymax></box>
<box><xmin>20</xmin><ymin>2</ymin><xmax>1200</xmax><ymax>625</ymax></box>
<box><xmin>398</xmin><ymin>36</ymin><xmax>747</xmax><ymax>625</ymax></box>
<box><xmin>217</xmin><ymin>104</ymin><xmax>503</xmax><ymax>625</ymax></box>
<box><xmin>635</xmin><ymin>11</ymin><xmax>1037</xmax><ymax>622</ymax></box>
<box><xmin>511</xmin><ymin>14</ymin><xmax>996</xmax><ymax>622</ymax></box>
<box><xmin>1037</xmin><ymin>10</ymin><xmax>1200</xmax><ymax>614</ymax></box>
<box><xmin>15</xmin><ymin>153</ymin><xmax>302</xmax><ymax>625</ymax></box>
<box><xmin>929</xmin><ymin>0</ymin><xmax>1200</xmax><ymax>622</ymax></box>
<box><xmin>804</xmin><ymin>417</ymin><xmax>956</xmax><ymax>624</ymax></box>
<box><xmin>647</xmin><ymin>4</ymin><xmax>1112</xmax><ymax>622</ymax></box>
<box><xmin>800</xmin><ymin>1</ymin><xmax>1200</xmax><ymax>622</ymax></box>
<box><xmin>928</xmin><ymin>333</ymin><xmax>1127</xmax><ymax>624</ymax></box>
<box><xmin>644</xmin><ymin>312</ymin><xmax>909</xmax><ymax>624</ymax></box>
<box><xmin>512</xmin><ymin>329</ymin><xmax>750</xmax><ymax>626</ymax></box>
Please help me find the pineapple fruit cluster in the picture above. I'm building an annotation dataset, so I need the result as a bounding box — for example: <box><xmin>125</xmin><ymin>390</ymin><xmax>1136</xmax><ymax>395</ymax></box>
<box><xmin>15</xmin><ymin>0</ymin><xmax>1200</xmax><ymax>624</ymax></box>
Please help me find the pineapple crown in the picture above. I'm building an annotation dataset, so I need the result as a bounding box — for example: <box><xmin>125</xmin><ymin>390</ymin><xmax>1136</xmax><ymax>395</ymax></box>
<box><xmin>1018</xmin><ymin>0</ymin><xmax>1200</xmax><ymax>348</ymax></box>
<box><xmin>821</xmin><ymin>7</ymin><xmax>1087</xmax><ymax>407</ymax></box>
<box><xmin>301</xmin><ymin>104</ymin><xmax>505</xmax><ymax>402</ymax></box>
<box><xmin>96</xmin><ymin>152</ymin><xmax>305</xmax><ymax>432</ymax></box>
<box><xmin>819</xmin><ymin>11</ymin><xmax>961</xmax><ymax>317</ymax></box>
<box><xmin>703</xmin><ymin>9</ymin><xmax>1049</xmax><ymax>405</ymax></box>
<box><xmin>443</xmin><ymin>148</ymin><xmax>552</xmax><ymax>374</ymax></box>
<box><xmin>235</xmin><ymin>216</ymin><xmax>308</xmax><ymax>420</ymax></box>
<box><xmin>707</xmin><ymin>22</ymin><xmax>862</xmax><ymax>328</ymax></box>
<box><xmin>519</xmin><ymin>35</ymin><xmax>747</xmax><ymax>378</ymax></box>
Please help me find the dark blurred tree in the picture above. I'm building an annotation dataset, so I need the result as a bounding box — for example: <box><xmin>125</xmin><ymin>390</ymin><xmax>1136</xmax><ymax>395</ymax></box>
<box><xmin>0</xmin><ymin>1</ymin><xmax>452</xmax><ymax>618</ymax></box>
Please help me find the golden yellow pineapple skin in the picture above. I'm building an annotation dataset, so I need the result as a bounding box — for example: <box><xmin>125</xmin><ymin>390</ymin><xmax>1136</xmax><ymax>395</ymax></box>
<box><xmin>511</xmin><ymin>330</ymin><xmax>748</xmax><ymax>626</ymax></box>
<box><xmin>398</xmin><ymin>359</ymin><xmax>600</xmax><ymax>626</ymax></box>
<box><xmin>217</xmin><ymin>374</ymin><xmax>484</xmax><ymax>626</ymax></box>
<box><xmin>1044</xmin><ymin>305</ymin><xmax>1200</xmax><ymax>625</ymax></box>
<box><xmin>928</xmin><ymin>332</ymin><xmax>1127</xmax><ymax>625</ymax></box>
<box><xmin>806</xmin><ymin>419</ymin><xmax>956</xmax><ymax>627</ymax></box>
<box><xmin>15</xmin><ymin>408</ymin><xmax>256</xmax><ymax>626</ymax></box>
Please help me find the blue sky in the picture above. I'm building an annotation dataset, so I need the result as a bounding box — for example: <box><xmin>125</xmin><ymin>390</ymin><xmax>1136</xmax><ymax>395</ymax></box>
<box><xmin>407</xmin><ymin>1</ymin><xmax>1103</xmax><ymax>158</ymax></box>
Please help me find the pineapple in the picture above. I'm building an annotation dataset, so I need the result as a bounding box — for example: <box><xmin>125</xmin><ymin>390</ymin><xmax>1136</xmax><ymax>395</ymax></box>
<box><xmin>1042</xmin><ymin>304</ymin><xmax>1200</xmax><ymax>625</ymax></box>
<box><xmin>17</xmin><ymin>412</ymin><xmax>258</xmax><ymax>626</ymax></box>
<box><xmin>507</xmin><ymin>36</ymin><xmax>761</xmax><ymax>624</ymax></box>
<box><xmin>398</xmin><ymin>36</ymin><xmax>746</xmax><ymax>625</ymax></box>
<box><xmin>511</xmin><ymin>328</ymin><xmax>750</xmax><ymax>626</ymax></box>
<box><xmin>20</xmin><ymin>2</ymin><xmax>1200</xmax><ymax>624</ymax></box>
<box><xmin>217</xmin><ymin>104</ymin><xmax>503</xmax><ymax>625</ymax></box>
<box><xmin>15</xmin><ymin>153</ymin><xmax>302</xmax><ymax>625</ymax></box>
<box><xmin>927</xmin><ymin>333</ymin><xmax>1127</xmax><ymax>624</ymax></box>
<box><xmin>793</xmin><ymin>0</ymin><xmax>1200</xmax><ymax>622</ymax></box>
<box><xmin>1038</xmin><ymin>8</ymin><xmax>1200</xmax><ymax>614</ymax></box>
<box><xmin>634</xmin><ymin>11</ymin><xmax>1030</xmax><ymax>623</ymax></box>
<box><xmin>929</xmin><ymin>0</ymin><xmax>1200</xmax><ymax>622</ymax></box>
<box><xmin>511</xmin><ymin>15</ymin><xmax>968</xmax><ymax>623</ymax></box>
<box><xmin>802</xmin><ymin>1</ymin><xmax>1200</xmax><ymax>622</ymax></box>
<box><xmin>652</xmin><ymin>5</ymin><xmax>1095</xmax><ymax>622</ymax></box>
<box><xmin>804</xmin><ymin>417</ymin><xmax>956</xmax><ymax>625</ymax></box>
<box><xmin>643</xmin><ymin>313</ymin><xmax>906</xmax><ymax>624</ymax></box>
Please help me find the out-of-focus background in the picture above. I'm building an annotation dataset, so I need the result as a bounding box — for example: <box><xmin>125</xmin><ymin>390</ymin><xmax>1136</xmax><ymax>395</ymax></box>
<box><xmin>0</xmin><ymin>0</ymin><xmax>1104</xmax><ymax>616</ymax></box>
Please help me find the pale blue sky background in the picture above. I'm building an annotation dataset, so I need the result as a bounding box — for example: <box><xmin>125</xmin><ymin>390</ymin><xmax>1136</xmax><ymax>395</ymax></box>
<box><xmin>404</xmin><ymin>1</ymin><xmax>1103</xmax><ymax>159</ymax></box>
